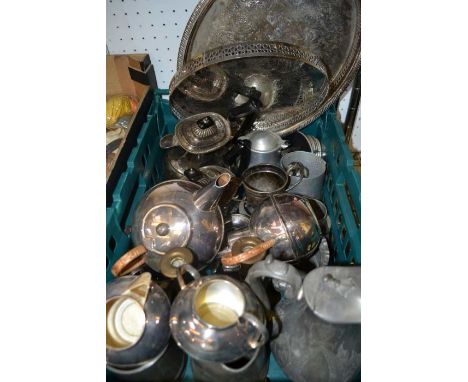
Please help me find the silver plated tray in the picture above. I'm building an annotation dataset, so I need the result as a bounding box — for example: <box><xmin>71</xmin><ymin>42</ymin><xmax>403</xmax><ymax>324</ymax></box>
<box><xmin>170</xmin><ymin>42</ymin><xmax>330</xmax><ymax>134</ymax></box>
<box><xmin>177</xmin><ymin>0</ymin><xmax>360</xmax><ymax>135</ymax></box>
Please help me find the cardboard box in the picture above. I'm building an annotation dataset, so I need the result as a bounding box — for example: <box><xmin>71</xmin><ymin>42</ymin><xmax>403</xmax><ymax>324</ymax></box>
<box><xmin>106</xmin><ymin>54</ymin><xmax>156</xmax><ymax>207</ymax></box>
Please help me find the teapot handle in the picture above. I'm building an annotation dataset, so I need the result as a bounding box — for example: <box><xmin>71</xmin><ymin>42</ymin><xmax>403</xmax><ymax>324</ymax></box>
<box><xmin>245</xmin><ymin>255</ymin><xmax>303</xmax><ymax>310</ymax></box>
<box><xmin>176</xmin><ymin>263</ymin><xmax>201</xmax><ymax>290</ymax></box>
<box><xmin>111</xmin><ymin>245</ymin><xmax>147</xmax><ymax>277</ymax></box>
<box><xmin>240</xmin><ymin>312</ymin><xmax>269</xmax><ymax>350</ymax></box>
<box><xmin>221</xmin><ymin>238</ymin><xmax>276</xmax><ymax>266</ymax></box>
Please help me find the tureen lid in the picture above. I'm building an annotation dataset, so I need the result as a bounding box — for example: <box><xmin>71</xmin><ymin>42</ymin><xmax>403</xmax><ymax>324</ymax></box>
<box><xmin>175</xmin><ymin>112</ymin><xmax>232</xmax><ymax>154</ymax></box>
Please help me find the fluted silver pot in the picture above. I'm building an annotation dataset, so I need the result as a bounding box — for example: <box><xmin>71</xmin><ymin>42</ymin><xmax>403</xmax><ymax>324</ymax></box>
<box><xmin>170</xmin><ymin>264</ymin><xmax>268</xmax><ymax>363</ymax></box>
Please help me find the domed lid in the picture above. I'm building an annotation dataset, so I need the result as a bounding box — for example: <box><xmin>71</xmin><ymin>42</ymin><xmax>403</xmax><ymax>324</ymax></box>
<box><xmin>244</xmin><ymin>131</ymin><xmax>286</xmax><ymax>153</ymax></box>
<box><xmin>175</xmin><ymin>112</ymin><xmax>232</xmax><ymax>154</ymax></box>
<box><xmin>303</xmin><ymin>266</ymin><xmax>361</xmax><ymax>324</ymax></box>
<box><xmin>141</xmin><ymin>204</ymin><xmax>191</xmax><ymax>255</ymax></box>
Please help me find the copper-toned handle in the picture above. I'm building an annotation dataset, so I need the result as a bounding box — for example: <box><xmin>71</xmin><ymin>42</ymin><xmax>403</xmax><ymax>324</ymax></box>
<box><xmin>111</xmin><ymin>245</ymin><xmax>147</xmax><ymax>277</ymax></box>
<box><xmin>221</xmin><ymin>239</ymin><xmax>276</xmax><ymax>266</ymax></box>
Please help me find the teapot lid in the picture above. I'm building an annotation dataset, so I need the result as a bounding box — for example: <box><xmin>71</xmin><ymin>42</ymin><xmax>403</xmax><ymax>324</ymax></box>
<box><xmin>244</xmin><ymin>131</ymin><xmax>285</xmax><ymax>153</ymax></box>
<box><xmin>303</xmin><ymin>266</ymin><xmax>361</xmax><ymax>324</ymax></box>
<box><xmin>141</xmin><ymin>204</ymin><xmax>191</xmax><ymax>255</ymax></box>
<box><xmin>175</xmin><ymin>112</ymin><xmax>232</xmax><ymax>154</ymax></box>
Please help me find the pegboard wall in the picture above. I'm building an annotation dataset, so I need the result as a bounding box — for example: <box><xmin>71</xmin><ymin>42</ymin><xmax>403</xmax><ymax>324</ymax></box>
<box><xmin>106</xmin><ymin>0</ymin><xmax>199</xmax><ymax>88</ymax></box>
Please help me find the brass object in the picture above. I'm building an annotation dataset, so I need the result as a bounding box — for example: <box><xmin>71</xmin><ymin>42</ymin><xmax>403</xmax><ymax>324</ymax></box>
<box><xmin>159</xmin><ymin>248</ymin><xmax>194</xmax><ymax>279</ymax></box>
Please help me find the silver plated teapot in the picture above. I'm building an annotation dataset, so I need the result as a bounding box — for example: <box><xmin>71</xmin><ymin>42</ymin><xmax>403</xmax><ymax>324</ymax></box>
<box><xmin>123</xmin><ymin>174</ymin><xmax>233</xmax><ymax>274</ymax></box>
<box><xmin>169</xmin><ymin>264</ymin><xmax>268</xmax><ymax>363</ymax></box>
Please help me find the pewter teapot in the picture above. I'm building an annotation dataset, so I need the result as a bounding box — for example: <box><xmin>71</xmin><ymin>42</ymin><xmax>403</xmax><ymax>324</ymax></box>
<box><xmin>170</xmin><ymin>264</ymin><xmax>268</xmax><ymax>363</ymax></box>
<box><xmin>246</xmin><ymin>257</ymin><xmax>361</xmax><ymax>382</ymax></box>
<box><xmin>239</xmin><ymin>130</ymin><xmax>288</xmax><ymax>168</ymax></box>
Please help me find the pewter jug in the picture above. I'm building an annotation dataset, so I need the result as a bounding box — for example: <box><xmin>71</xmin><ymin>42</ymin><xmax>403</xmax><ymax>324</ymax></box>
<box><xmin>170</xmin><ymin>264</ymin><xmax>268</xmax><ymax>363</ymax></box>
<box><xmin>246</xmin><ymin>257</ymin><xmax>361</xmax><ymax>382</ymax></box>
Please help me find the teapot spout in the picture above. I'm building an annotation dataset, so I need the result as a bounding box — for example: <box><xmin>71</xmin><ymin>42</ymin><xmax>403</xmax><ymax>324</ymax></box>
<box><xmin>193</xmin><ymin>173</ymin><xmax>232</xmax><ymax>211</ymax></box>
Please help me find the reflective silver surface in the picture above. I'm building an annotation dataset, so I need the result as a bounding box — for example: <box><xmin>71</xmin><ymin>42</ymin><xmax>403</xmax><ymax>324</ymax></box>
<box><xmin>106</xmin><ymin>273</ymin><xmax>171</xmax><ymax>368</ymax></box>
<box><xmin>160</xmin><ymin>112</ymin><xmax>232</xmax><ymax>154</ymax></box>
<box><xmin>107</xmin><ymin>339</ymin><xmax>187</xmax><ymax>382</ymax></box>
<box><xmin>170</xmin><ymin>266</ymin><xmax>267</xmax><ymax>363</ymax></box>
<box><xmin>250</xmin><ymin>194</ymin><xmax>322</xmax><ymax>262</ymax></box>
<box><xmin>170</xmin><ymin>42</ymin><xmax>330</xmax><ymax>134</ymax></box>
<box><xmin>191</xmin><ymin>345</ymin><xmax>269</xmax><ymax>382</ymax></box>
<box><xmin>131</xmin><ymin>175</ymin><xmax>231</xmax><ymax>268</ymax></box>
<box><xmin>178</xmin><ymin>0</ymin><xmax>360</xmax><ymax>135</ymax></box>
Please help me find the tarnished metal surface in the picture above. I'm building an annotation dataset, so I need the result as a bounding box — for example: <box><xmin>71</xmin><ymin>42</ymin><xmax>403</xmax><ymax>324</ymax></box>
<box><xmin>170</xmin><ymin>42</ymin><xmax>330</xmax><ymax>134</ymax></box>
<box><xmin>177</xmin><ymin>0</ymin><xmax>360</xmax><ymax>135</ymax></box>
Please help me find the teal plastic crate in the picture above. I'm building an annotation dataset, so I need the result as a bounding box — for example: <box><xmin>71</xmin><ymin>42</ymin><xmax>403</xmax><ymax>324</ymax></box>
<box><xmin>106</xmin><ymin>89</ymin><xmax>361</xmax><ymax>381</ymax></box>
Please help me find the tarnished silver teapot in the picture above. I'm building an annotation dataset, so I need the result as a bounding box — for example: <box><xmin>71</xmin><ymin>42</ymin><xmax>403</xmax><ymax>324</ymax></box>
<box><xmin>170</xmin><ymin>264</ymin><xmax>268</xmax><ymax>363</ymax></box>
<box><xmin>111</xmin><ymin>173</ymin><xmax>233</xmax><ymax>277</ymax></box>
<box><xmin>221</xmin><ymin>193</ymin><xmax>322</xmax><ymax>268</ymax></box>
<box><xmin>246</xmin><ymin>257</ymin><xmax>361</xmax><ymax>382</ymax></box>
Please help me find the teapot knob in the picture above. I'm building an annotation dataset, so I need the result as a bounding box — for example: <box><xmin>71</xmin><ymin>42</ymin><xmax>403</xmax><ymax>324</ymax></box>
<box><xmin>156</xmin><ymin>223</ymin><xmax>170</xmax><ymax>236</ymax></box>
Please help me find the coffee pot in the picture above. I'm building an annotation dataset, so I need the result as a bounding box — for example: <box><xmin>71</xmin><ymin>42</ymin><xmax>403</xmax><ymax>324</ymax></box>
<box><xmin>246</xmin><ymin>257</ymin><xmax>361</xmax><ymax>382</ymax></box>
